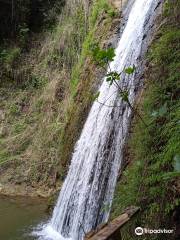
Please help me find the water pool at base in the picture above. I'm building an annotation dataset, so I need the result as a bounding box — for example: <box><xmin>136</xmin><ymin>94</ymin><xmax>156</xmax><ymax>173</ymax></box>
<box><xmin>0</xmin><ymin>195</ymin><xmax>49</xmax><ymax>240</ymax></box>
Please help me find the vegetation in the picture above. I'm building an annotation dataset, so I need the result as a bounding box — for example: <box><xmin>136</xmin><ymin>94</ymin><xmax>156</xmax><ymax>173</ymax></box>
<box><xmin>111</xmin><ymin>0</ymin><xmax>180</xmax><ymax>239</ymax></box>
<box><xmin>55</xmin><ymin>0</ymin><xmax>119</xmax><ymax>167</ymax></box>
<box><xmin>0</xmin><ymin>0</ymin><xmax>65</xmax><ymax>40</ymax></box>
<box><xmin>90</xmin><ymin>44</ymin><xmax>142</xmax><ymax>118</ymax></box>
<box><xmin>0</xmin><ymin>0</ymin><xmax>120</xmax><ymax>192</ymax></box>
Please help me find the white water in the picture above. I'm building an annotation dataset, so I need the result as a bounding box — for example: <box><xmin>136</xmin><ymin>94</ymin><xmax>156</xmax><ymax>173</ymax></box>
<box><xmin>35</xmin><ymin>0</ymin><xmax>159</xmax><ymax>239</ymax></box>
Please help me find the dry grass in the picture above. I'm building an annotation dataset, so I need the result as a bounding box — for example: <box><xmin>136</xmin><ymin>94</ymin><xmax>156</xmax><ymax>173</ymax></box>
<box><xmin>0</xmin><ymin>0</ymin><xmax>122</xmax><ymax>194</ymax></box>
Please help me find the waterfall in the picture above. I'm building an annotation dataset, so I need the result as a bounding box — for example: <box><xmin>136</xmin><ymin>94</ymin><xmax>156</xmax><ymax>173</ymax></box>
<box><xmin>35</xmin><ymin>0</ymin><xmax>161</xmax><ymax>239</ymax></box>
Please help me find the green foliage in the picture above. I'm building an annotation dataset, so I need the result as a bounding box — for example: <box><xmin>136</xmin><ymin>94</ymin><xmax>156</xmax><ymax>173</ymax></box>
<box><xmin>91</xmin><ymin>44</ymin><xmax>116</xmax><ymax>66</ymax></box>
<box><xmin>14</xmin><ymin>122</ymin><xmax>27</xmax><ymax>134</ymax></box>
<box><xmin>43</xmin><ymin>0</ymin><xmax>65</xmax><ymax>27</ymax></box>
<box><xmin>42</xmin><ymin>2</ymin><xmax>87</xmax><ymax>75</ymax></box>
<box><xmin>107</xmin><ymin>9</ymin><xmax>117</xmax><ymax>18</ymax></box>
<box><xmin>58</xmin><ymin>0</ymin><xmax>120</xmax><ymax>169</ymax></box>
<box><xmin>89</xmin><ymin>0</ymin><xmax>114</xmax><ymax>27</ymax></box>
<box><xmin>69</xmin><ymin>0</ymin><xmax>117</xmax><ymax>95</ymax></box>
<box><xmin>0</xmin><ymin>47</ymin><xmax>21</xmax><ymax>66</ymax></box>
<box><xmin>0</xmin><ymin>0</ymin><xmax>65</xmax><ymax>40</ymax></box>
<box><xmin>120</xmin><ymin>90</ymin><xmax>129</xmax><ymax>102</ymax></box>
<box><xmin>149</xmin><ymin>30</ymin><xmax>180</xmax><ymax>64</ymax></box>
<box><xmin>25</xmin><ymin>75</ymin><xmax>48</xmax><ymax>89</ymax></box>
<box><xmin>111</xmin><ymin>160</ymin><xmax>142</xmax><ymax>219</ymax></box>
<box><xmin>90</xmin><ymin>45</ymin><xmax>136</xmax><ymax>105</ymax></box>
<box><xmin>124</xmin><ymin>65</ymin><xmax>136</xmax><ymax>74</ymax></box>
<box><xmin>9</xmin><ymin>104</ymin><xmax>20</xmax><ymax>115</ymax></box>
<box><xmin>106</xmin><ymin>71</ymin><xmax>120</xmax><ymax>85</ymax></box>
<box><xmin>151</xmin><ymin>103</ymin><xmax>168</xmax><ymax>118</ymax></box>
<box><xmin>163</xmin><ymin>0</ymin><xmax>171</xmax><ymax>17</ymax></box>
<box><xmin>18</xmin><ymin>24</ymin><xmax>29</xmax><ymax>45</ymax></box>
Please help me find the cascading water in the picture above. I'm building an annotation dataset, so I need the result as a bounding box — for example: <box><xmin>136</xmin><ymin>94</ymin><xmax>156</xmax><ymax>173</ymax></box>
<box><xmin>35</xmin><ymin>0</ymin><xmax>161</xmax><ymax>239</ymax></box>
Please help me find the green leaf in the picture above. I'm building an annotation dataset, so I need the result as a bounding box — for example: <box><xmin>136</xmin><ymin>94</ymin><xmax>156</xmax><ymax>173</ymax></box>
<box><xmin>120</xmin><ymin>91</ymin><xmax>129</xmax><ymax>102</ymax></box>
<box><xmin>106</xmin><ymin>77</ymin><xmax>111</xmax><ymax>81</ymax></box>
<box><xmin>105</xmin><ymin>48</ymin><xmax>116</xmax><ymax>61</ymax></box>
<box><xmin>106</xmin><ymin>71</ymin><xmax>120</xmax><ymax>85</ymax></box>
<box><xmin>124</xmin><ymin>65</ymin><xmax>136</xmax><ymax>74</ymax></box>
<box><xmin>111</xmin><ymin>71</ymin><xmax>120</xmax><ymax>80</ymax></box>
<box><xmin>90</xmin><ymin>45</ymin><xmax>115</xmax><ymax>66</ymax></box>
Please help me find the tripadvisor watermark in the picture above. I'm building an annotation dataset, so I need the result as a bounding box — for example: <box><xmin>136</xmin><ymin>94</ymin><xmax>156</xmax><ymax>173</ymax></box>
<box><xmin>135</xmin><ymin>227</ymin><xmax>174</xmax><ymax>236</ymax></box>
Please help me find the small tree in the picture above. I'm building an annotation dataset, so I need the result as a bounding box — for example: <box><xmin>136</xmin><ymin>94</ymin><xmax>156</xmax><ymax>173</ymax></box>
<box><xmin>90</xmin><ymin>44</ymin><xmax>147</xmax><ymax>127</ymax></box>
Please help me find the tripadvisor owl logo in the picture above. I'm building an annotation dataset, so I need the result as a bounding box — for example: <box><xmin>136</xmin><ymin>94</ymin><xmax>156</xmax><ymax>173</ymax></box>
<box><xmin>135</xmin><ymin>227</ymin><xmax>174</xmax><ymax>235</ymax></box>
<box><xmin>135</xmin><ymin>227</ymin><xmax>144</xmax><ymax>235</ymax></box>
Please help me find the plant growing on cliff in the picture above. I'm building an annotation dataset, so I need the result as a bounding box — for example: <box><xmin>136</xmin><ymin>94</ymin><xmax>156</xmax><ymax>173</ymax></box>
<box><xmin>90</xmin><ymin>44</ymin><xmax>147</xmax><ymax>126</ymax></box>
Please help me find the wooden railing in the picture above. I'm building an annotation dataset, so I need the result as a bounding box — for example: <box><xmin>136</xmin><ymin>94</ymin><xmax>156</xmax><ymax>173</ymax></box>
<box><xmin>85</xmin><ymin>206</ymin><xmax>140</xmax><ymax>240</ymax></box>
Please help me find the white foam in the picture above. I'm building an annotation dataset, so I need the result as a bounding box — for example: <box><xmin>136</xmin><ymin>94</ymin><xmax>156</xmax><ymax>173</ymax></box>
<box><xmin>32</xmin><ymin>224</ymin><xmax>72</xmax><ymax>240</ymax></box>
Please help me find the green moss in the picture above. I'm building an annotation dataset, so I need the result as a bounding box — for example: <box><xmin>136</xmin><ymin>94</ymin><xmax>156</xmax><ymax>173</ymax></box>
<box><xmin>89</xmin><ymin>0</ymin><xmax>114</xmax><ymax>27</ymax></box>
<box><xmin>70</xmin><ymin>0</ymin><xmax>115</xmax><ymax>95</ymax></box>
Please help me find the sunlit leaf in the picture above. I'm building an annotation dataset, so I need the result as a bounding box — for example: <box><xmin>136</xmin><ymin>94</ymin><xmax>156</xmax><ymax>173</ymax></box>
<box><xmin>106</xmin><ymin>71</ymin><xmax>120</xmax><ymax>85</ymax></box>
<box><xmin>90</xmin><ymin>45</ymin><xmax>115</xmax><ymax>66</ymax></box>
<box><xmin>105</xmin><ymin>48</ymin><xmax>116</xmax><ymax>61</ymax></box>
<box><xmin>124</xmin><ymin>65</ymin><xmax>136</xmax><ymax>74</ymax></box>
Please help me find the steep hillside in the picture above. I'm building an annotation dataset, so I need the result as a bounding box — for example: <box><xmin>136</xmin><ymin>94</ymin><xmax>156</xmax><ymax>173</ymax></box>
<box><xmin>111</xmin><ymin>0</ymin><xmax>180</xmax><ymax>239</ymax></box>
<box><xmin>0</xmin><ymin>0</ymin><xmax>125</xmax><ymax>196</ymax></box>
